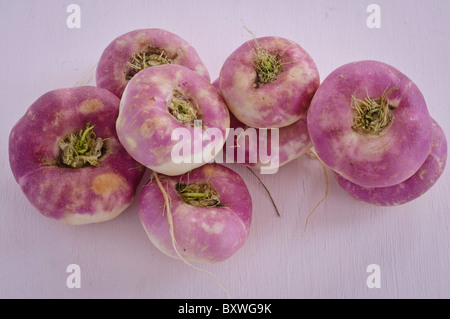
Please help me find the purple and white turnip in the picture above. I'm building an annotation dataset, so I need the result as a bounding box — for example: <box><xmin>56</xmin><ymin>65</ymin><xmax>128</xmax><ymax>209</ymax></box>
<box><xmin>219</xmin><ymin>36</ymin><xmax>320</xmax><ymax>128</ymax></box>
<box><xmin>212</xmin><ymin>79</ymin><xmax>311</xmax><ymax>172</ymax></box>
<box><xmin>335</xmin><ymin>119</ymin><xmax>447</xmax><ymax>206</ymax></box>
<box><xmin>307</xmin><ymin>60</ymin><xmax>434</xmax><ymax>188</ymax></box>
<box><xmin>96</xmin><ymin>28</ymin><xmax>210</xmax><ymax>98</ymax></box>
<box><xmin>9</xmin><ymin>86</ymin><xmax>145</xmax><ymax>225</ymax></box>
<box><xmin>139</xmin><ymin>163</ymin><xmax>252</xmax><ymax>263</ymax></box>
<box><xmin>117</xmin><ymin>64</ymin><xmax>230</xmax><ymax>176</ymax></box>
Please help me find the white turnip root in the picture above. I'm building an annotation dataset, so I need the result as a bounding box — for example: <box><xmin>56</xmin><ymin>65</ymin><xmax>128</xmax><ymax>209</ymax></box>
<box><xmin>139</xmin><ymin>163</ymin><xmax>252</xmax><ymax>263</ymax></box>
<box><xmin>96</xmin><ymin>28</ymin><xmax>210</xmax><ymax>98</ymax></box>
<box><xmin>9</xmin><ymin>86</ymin><xmax>145</xmax><ymax>225</ymax></box>
<box><xmin>307</xmin><ymin>60</ymin><xmax>433</xmax><ymax>188</ymax></box>
<box><xmin>335</xmin><ymin>119</ymin><xmax>447</xmax><ymax>206</ymax></box>
<box><xmin>116</xmin><ymin>64</ymin><xmax>230</xmax><ymax>176</ymax></box>
<box><xmin>219</xmin><ymin>35</ymin><xmax>319</xmax><ymax>128</ymax></box>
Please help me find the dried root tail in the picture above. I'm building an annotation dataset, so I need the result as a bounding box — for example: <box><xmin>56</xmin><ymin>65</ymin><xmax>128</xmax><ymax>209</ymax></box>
<box><xmin>75</xmin><ymin>64</ymin><xmax>97</xmax><ymax>87</ymax></box>
<box><xmin>302</xmin><ymin>149</ymin><xmax>329</xmax><ymax>235</ymax></box>
<box><xmin>247</xmin><ymin>167</ymin><xmax>281</xmax><ymax>217</ymax></box>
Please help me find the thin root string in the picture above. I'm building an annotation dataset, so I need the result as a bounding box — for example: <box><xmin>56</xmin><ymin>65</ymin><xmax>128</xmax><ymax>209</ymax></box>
<box><xmin>303</xmin><ymin>149</ymin><xmax>329</xmax><ymax>235</ymax></box>
<box><xmin>246</xmin><ymin>167</ymin><xmax>281</xmax><ymax>217</ymax></box>
<box><xmin>152</xmin><ymin>171</ymin><xmax>230</xmax><ymax>298</ymax></box>
<box><xmin>232</xmin><ymin>125</ymin><xmax>249</xmax><ymax>149</ymax></box>
<box><xmin>75</xmin><ymin>63</ymin><xmax>97</xmax><ymax>87</ymax></box>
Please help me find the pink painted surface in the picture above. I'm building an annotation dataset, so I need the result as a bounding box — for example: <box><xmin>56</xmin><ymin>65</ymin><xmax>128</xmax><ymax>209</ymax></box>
<box><xmin>1</xmin><ymin>0</ymin><xmax>449</xmax><ymax>298</ymax></box>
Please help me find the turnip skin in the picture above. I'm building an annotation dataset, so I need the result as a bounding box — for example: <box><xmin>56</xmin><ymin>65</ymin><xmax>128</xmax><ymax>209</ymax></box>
<box><xmin>307</xmin><ymin>60</ymin><xmax>433</xmax><ymax>188</ymax></box>
<box><xmin>96</xmin><ymin>28</ymin><xmax>210</xmax><ymax>98</ymax></box>
<box><xmin>117</xmin><ymin>65</ymin><xmax>230</xmax><ymax>176</ymax></box>
<box><xmin>139</xmin><ymin>164</ymin><xmax>252</xmax><ymax>264</ymax></box>
<box><xmin>219</xmin><ymin>36</ymin><xmax>320</xmax><ymax>128</ymax></box>
<box><xmin>212</xmin><ymin>79</ymin><xmax>311</xmax><ymax>169</ymax></box>
<box><xmin>9</xmin><ymin>86</ymin><xmax>145</xmax><ymax>225</ymax></box>
<box><xmin>335</xmin><ymin>119</ymin><xmax>447</xmax><ymax>206</ymax></box>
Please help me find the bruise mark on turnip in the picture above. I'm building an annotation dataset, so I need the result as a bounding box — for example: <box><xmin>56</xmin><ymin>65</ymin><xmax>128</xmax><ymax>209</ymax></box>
<box><xmin>91</xmin><ymin>173</ymin><xmax>127</xmax><ymax>197</ymax></box>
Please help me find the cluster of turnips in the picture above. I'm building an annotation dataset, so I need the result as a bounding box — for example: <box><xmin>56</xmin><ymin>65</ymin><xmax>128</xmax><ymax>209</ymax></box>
<box><xmin>307</xmin><ymin>61</ymin><xmax>447</xmax><ymax>206</ymax></box>
<box><xmin>9</xmin><ymin>28</ymin><xmax>447</xmax><ymax>264</ymax></box>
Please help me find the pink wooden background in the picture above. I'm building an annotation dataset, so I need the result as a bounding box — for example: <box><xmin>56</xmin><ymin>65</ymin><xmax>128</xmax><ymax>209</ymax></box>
<box><xmin>1</xmin><ymin>0</ymin><xmax>449</xmax><ymax>298</ymax></box>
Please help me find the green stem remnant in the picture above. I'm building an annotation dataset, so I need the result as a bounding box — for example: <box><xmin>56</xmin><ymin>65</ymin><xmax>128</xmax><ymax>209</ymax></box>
<box><xmin>167</xmin><ymin>91</ymin><xmax>201</xmax><ymax>125</ymax></box>
<box><xmin>244</xmin><ymin>26</ymin><xmax>287</xmax><ymax>87</ymax></box>
<box><xmin>59</xmin><ymin>122</ymin><xmax>104</xmax><ymax>168</ymax></box>
<box><xmin>176</xmin><ymin>182</ymin><xmax>223</xmax><ymax>207</ymax></box>
<box><xmin>253</xmin><ymin>48</ymin><xmax>284</xmax><ymax>86</ymax></box>
<box><xmin>351</xmin><ymin>85</ymin><xmax>399</xmax><ymax>136</ymax></box>
<box><xmin>126</xmin><ymin>50</ymin><xmax>172</xmax><ymax>80</ymax></box>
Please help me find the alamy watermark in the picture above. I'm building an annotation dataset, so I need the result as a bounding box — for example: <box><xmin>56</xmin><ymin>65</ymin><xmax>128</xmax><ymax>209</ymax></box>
<box><xmin>171</xmin><ymin>120</ymin><xmax>280</xmax><ymax>174</ymax></box>
<box><xmin>367</xmin><ymin>4</ymin><xmax>381</xmax><ymax>29</ymax></box>
<box><xmin>66</xmin><ymin>4</ymin><xmax>81</xmax><ymax>29</ymax></box>
<box><xmin>366</xmin><ymin>264</ymin><xmax>381</xmax><ymax>288</ymax></box>
<box><xmin>66</xmin><ymin>264</ymin><xmax>81</xmax><ymax>289</ymax></box>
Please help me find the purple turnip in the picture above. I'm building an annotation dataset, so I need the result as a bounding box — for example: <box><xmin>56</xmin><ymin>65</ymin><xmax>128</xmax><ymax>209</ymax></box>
<box><xmin>9</xmin><ymin>86</ymin><xmax>145</xmax><ymax>225</ymax></box>
<box><xmin>307</xmin><ymin>60</ymin><xmax>433</xmax><ymax>188</ymax></box>
<box><xmin>212</xmin><ymin>79</ymin><xmax>311</xmax><ymax>171</ymax></box>
<box><xmin>96</xmin><ymin>28</ymin><xmax>210</xmax><ymax>98</ymax></box>
<box><xmin>116</xmin><ymin>64</ymin><xmax>230</xmax><ymax>176</ymax></box>
<box><xmin>219</xmin><ymin>35</ymin><xmax>319</xmax><ymax>128</ymax></box>
<box><xmin>335</xmin><ymin>119</ymin><xmax>447</xmax><ymax>206</ymax></box>
<box><xmin>139</xmin><ymin>163</ymin><xmax>252</xmax><ymax>264</ymax></box>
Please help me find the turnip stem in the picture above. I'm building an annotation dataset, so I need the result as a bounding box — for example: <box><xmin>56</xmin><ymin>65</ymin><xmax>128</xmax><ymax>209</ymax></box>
<box><xmin>126</xmin><ymin>50</ymin><xmax>171</xmax><ymax>80</ymax></box>
<box><xmin>243</xmin><ymin>26</ymin><xmax>287</xmax><ymax>87</ymax></box>
<box><xmin>351</xmin><ymin>85</ymin><xmax>398</xmax><ymax>135</ymax></box>
<box><xmin>58</xmin><ymin>122</ymin><xmax>103</xmax><ymax>168</ymax></box>
<box><xmin>176</xmin><ymin>181</ymin><xmax>223</xmax><ymax>207</ymax></box>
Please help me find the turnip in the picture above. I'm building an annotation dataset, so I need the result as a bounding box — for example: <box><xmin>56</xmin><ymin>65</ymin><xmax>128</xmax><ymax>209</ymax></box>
<box><xmin>9</xmin><ymin>86</ymin><xmax>145</xmax><ymax>225</ymax></box>
<box><xmin>117</xmin><ymin>64</ymin><xmax>230</xmax><ymax>176</ymax></box>
<box><xmin>212</xmin><ymin>78</ymin><xmax>315</xmax><ymax>218</ymax></box>
<box><xmin>212</xmin><ymin>79</ymin><xmax>311</xmax><ymax>171</ymax></box>
<box><xmin>96</xmin><ymin>28</ymin><xmax>210</xmax><ymax>98</ymax></box>
<box><xmin>307</xmin><ymin>60</ymin><xmax>433</xmax><ymax>188</ymax></box>
<box><xmin>139</xmin><ymin>163</ymin><xmax>252</xmax><ymax>264</ymax></box>
<box><xmin>219</xmin><ymin>35</ymin><xmax>319</xmax><ymax>128</ymax></box>
<box><xmin>335</xmin><ymin>119</ymin><xmax>447</xmax><ymax>206</ymax></box>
